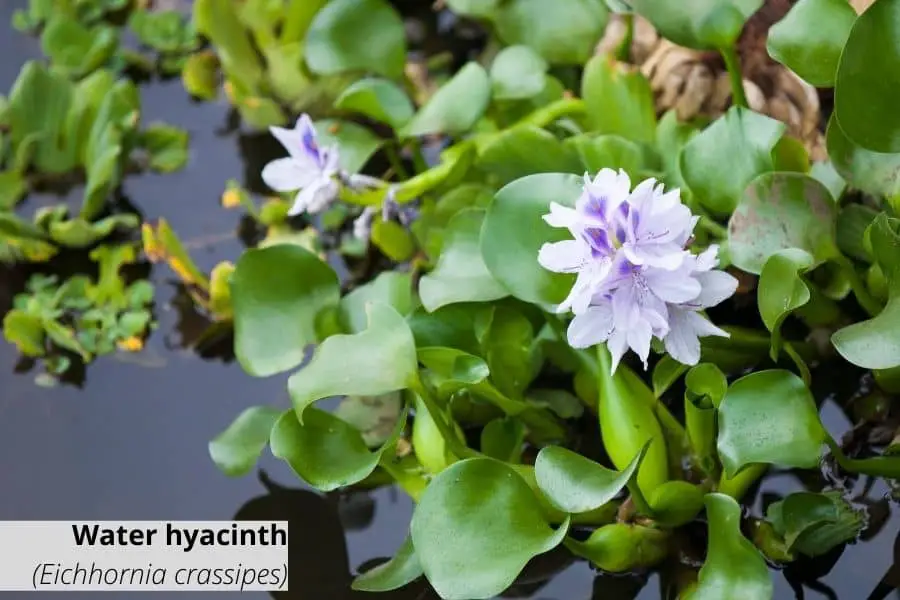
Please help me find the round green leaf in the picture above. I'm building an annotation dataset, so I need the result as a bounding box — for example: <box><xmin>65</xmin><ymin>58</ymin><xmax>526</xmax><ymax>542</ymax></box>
<box><xmin>232</xmin><ymin>244</ymin><xmax>340</xmax><ymax>377</ymax></box>
<box><xmin>314</xmin><ymin>118</ymin><xmax>383</xmax><ymax>174</ymax></box>
<box><xmin>758</xmin><ymin>248</ymin><xmax>814</xmax><ymax>352</ymax></box>
<box><xmin>410</xmin><ymin>458</ymin><xmax>569</xmax><ymax>600</ymax></box>
<box><xmin>477</xmin><ymin>126</ymin><xmax>582</xmax><ymax>186</ymax></box>
<box><xmin>489</xmin><ymin>45</ymin><xmax>548</xmax><ymax>100</ymax></box>
<box><xmin>681</xmin><ymin>107</ymin><xmax>785</xmax><ymax>217</ymax></box>
<box><xmin>289</xmin><ymin>303</ymin><xmax>418</xmax><ymax>418</ymax></box>
<box><xmin>766</xmin><ymin>0</ymin><xmax>856</xmax><ymax>87</ymax></box>
<box><xmin>727</xmin><ymin>172</ymin><xmax>837</xmax><ymax>275</ymax></box>
<box><xmin>686</xmin><ymin>494</ymin><xmax>772</xmax><ymax>600</ymax></box>
<box><xmin>581</xmin><ymin>54</ymin><xmax>656</xmax><ymax>144</ymax></box>
<box><xmin>834</xmin><ymin>0</ymin><xmax>900</xmax><ymax>153</ymax></box>
<box><xmin>419</xmin><ymin>208</ymin><xmax>509</xmax><ymax>312</ymax></box>
<box><xmin>629</xmin><ymin>0</ymin><xmax>762</xmax><ymax>49</ymax></box>
<box><xmin>481</xmin><ymin>173</ymin><xmax>584</xmax><ymax>307</ymax></box>
<box><xmin>480</xmin><ymin>417</ymin><xmax>526</xmax><ymax>462</ymax></box>
<box><xmin>338</xmin><ymin>271</ymin><xmax>416</xmax><ymax>334</ymax></box>
<box><xmin>717</xmin><ymin>370</ymin><xmax>826</xmax><ymax>478</ymax></box>
<box><xmin>270</xmin><ymin>405</ymin><xmax>404</xmax><ymax>492</ymax></box>
<box><xmin>352</xmin><ymin>535</ymin><xmax>423</xmax><ymax>592</ymax></box>
<box><xmin>208</xmin><ymin>406</ymin><xmax>282</xmax><ymax>477</ymax></box>
<box><xmin>565</xmin><ymin>134</ymin><xmax>646</xmax><ymax>179</ymax></box>
<box><xmin>305</xmin><ymin>0</ymin><xmax>406</xmax><ymax>79</ymax></box>
<box><xmin>826</xmin><ymin>114</ymin><xmax>900</xmax><ymax>199</ymax></box>
<box><xmin>334</xmin><ymin>78</ymin><xmax>414</xmax><ymax>130</ymax></box>
<box><xmin>535</xmin><ymin>443</ymin><xmax>647</xmax><ymax>514</ymax></box>
<box><xmin>494</xmin><ymin>0</ymin><xmax>609</xmax><ymax>65</ymax></box>
<box><xmin>401</xmin><ymin>62</ymin><xmax>491</xmax><ymax>137</ymax></box>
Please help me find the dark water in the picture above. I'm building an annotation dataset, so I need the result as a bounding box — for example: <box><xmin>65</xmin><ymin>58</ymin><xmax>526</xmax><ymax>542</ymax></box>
<box><xmin>2</xmin><ymin>2</ymin><xmax>900</xmax><ymax>599</ymax></box>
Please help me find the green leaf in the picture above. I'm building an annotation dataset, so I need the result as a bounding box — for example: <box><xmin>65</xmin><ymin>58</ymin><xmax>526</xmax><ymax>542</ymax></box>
<box><xmin>401</xmin><ymin>62</ymin><xmax>491</xmax><ymax>137</ymax></box>
<box><xmin>2</xmin><ymin>310</ymin><xmax>45</xmax><ymax>357</ymax></box>
<box><xmin>371</xmin><ymin>218</ymin><xmax>415</xmax><ymax>262</ymax></box>
<box><xmin>270</xmin><ymin>404</ymin><xmax>405</xmax><ymax>492</ymax></box>
<box><xmin>334</xmin><ymin>78</ymin><xmax>414</xmax><ymax>130</ymax></box>
<box><xmin>652</xmin><ymin>355</ymin><xmax>688</xmax><ymax>398</ymax></box>
<box><xmin>766</xmin><ymin>0</ymin><xmax>856</xmax><ymax>87</ymax></box>
<box><xmin>766</xmin><ymin>491</ymin><xmax>865</xmax><ymax>557</ymax></box>
<box><xmin>140</xmin><ymin>123</ymin><xmax>189</xmax><ymax>173</ymax></box>
<box><xmin>305</xmin><ymin>0</ymin><xmax>406</xmax><ymax>79</ymax></box>
<box><xmin>410</xmin><ymin>458</ymin><xmax>569</xmax><ymax>600</ymax></box>
<box><xmin>728</xmin><ymin>172</ymin><xmax>838</xmax><ymax>275</ymax></box>
<box><xmin>535</xmin><ymin>444</ymin><xmax>647</xmax><ymax>514</ymax></box>
<box><xmin>288</xmin><ymin>303</ymin><xmax>418</xmax><ymax>418</ymax></box>
<box><xmin>0</xmin><ymin>171</ymin><xmax>27</xmax><ymax>210</ymax></box>
<box><xmin>826</xmin><ymin>114</ymin><xmax>900</xmax><ymax>199</ymax></box>
<box><xmin>685</xmin><ymin>363</ymin><xmax>728</xmax><ymax>409</ymax></box>
<box><xmin>647</xmin><ymin>481</ymin><xmax>705</xmax><ymax>527</ymax></box>
<box><xmin>182</xmin><ymin>51</ymin><xmax>220</xmax><ymax>101</ymax></box>
<box><xmin>407</xmin><ymin>304</ymin><xmax>481</xmax><ymax>356</ymax></box>
<box><xmin>681</xmin><ymin>107</ymin><xmax>785</xmax><ymax>216</ymax></box>
<box><xmin>445</xmin><ymin>0</ymin><xmax>500</xmax><ymax>19</ymax></box>
<box><xmin>208</xmin><ymin>406</ymin><xmax>282</xmax><ymax>476</ymax></box>
<box><xmin>758</xmin><ymin>248</ymin><xmax>815</xmax><ymax>355</ymax></box>
<box><xmin>686</xmin><ymin>494</ymin><xmax>772</xmax><ymax>600</ymax></box>
<box><xmin>481</xmin><ymin>173</ymin><xmax>583</xmax><ymax>307</ymax></box>
<box><xmin>479</xmin><ymin>305</ymin><xmax>537</xmax><ymax>398</ymax></box>
<box><xmin>565</xmin><ymin>523</ymin><xmax>669</xmax><ymax>572</ymax></box>
<box><xmin>352</xmin><ymin>536</ymin><xmax>423</xmax><ymax>592</ymax></box>
<box><xmin>832</xmin><ymin>214</ymin><xmax>900</xmax><ymax>369</ymax></box>
<box><xmin>476</xmin><ymin>126</ymin><xmax>582</xmax><ymax>186</ymax></box>
<box><xmin>194</xmin><ymin>0</ymin><xmax>263</xmax><ymax>89</ymax></box>
<box><xmin>565</xmin><ymin>134</ymin><xmax>646</xmax><ymax>179</ymax></box>
<box><xmin>129</xmin><ymin>9</ymin><xmax>197</xmax><ymax>53</ymax></box>
<box><xmin>420</xmin><ymin>208</ymin><xmax>509</xmax><ymax>312</ymax></box>
<box><xmin>333</xmin><ymin>392</ymin><xmax>403</xmax><ymax>447</ymax></box>
<box><xmin>314</xmin><ymin>119</ymin><xmax>383</xmax><ymax>174</ymax></box>
<box><xmin>41</xmin><ymin>18</ymin><xmax>118</xmax><ymax>77</ymax></box>
<box><xmin>480</xmin><ymin>417</ymin><xmax>526</xmax><ymax>462</ymax></box>
<box><xmin>232</xmin><ymin>245</ymin><xmax>340</xmax><ymax>377</ymax></box>
<box><xmin>771</xmin><ymin>135</ymin><xmax>810</xmax><ymax>173</ymax></box>
<box><xmin>339</xmin><ymin>271</ymin><xmax>416</xmax><ymax>334</ymax></box>
<box><xmin>629</xmin><ymin>0</ymin><xmax>763</xmax><ymax>49</ymax></box>
<box><xmin>489</xmin><ymin>45</ymin><xmax>548</xmax><ymax>100</ymax></box>
<box><xmin>834</xmin><ymin>0</ymin><xmax>900</xmax><ymax>153</ymax></box>
<box><xmin>717</xmin><ymin>370</ymin><xmax>826</xmax><ymax>478</ymax></box>
<box><xmin>581</xmin><ymin>54</ymin><xmax>656</xmax><ymax>144</ymax></box>
<box><xmin>810</xmin><ymin>159</ymin><xmax>846</xmax><ymax>201</ymax></box>
<box><xmin>494</xmin><ymin>0</ymin><xmax>609</xmax><ymax>65</ymax></box>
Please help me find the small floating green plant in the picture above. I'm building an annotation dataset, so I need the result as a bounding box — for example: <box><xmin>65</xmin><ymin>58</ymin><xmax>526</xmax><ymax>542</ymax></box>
<box><xmin>205</xmin><ymin>0</ymin><xmax>900</xmax><ymax>597</ymax></box>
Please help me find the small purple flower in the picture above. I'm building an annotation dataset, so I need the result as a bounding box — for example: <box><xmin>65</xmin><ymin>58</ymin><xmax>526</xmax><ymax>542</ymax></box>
<box><xmin>261</xmin><ymin>114</ymin><xmax>341</xmax><ymax>215</ymax></box>
<box><xmin>538</xmin><ymin>169</ymin><xmax>737</xmax><ymax>373</ymax></box>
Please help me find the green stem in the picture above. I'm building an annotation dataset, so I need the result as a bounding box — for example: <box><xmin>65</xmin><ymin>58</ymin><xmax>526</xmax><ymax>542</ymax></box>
<box><xmin>717</xmin><ymin>464</ymin><xmax>768</xmax><ymax>500</ymax></box>
<box><xmin>615</xmin><ymin>13</ymin><xmax>634</xmax><ymax>62</ymax></box>
<box><xmin>409</xmin><ymin>376</ymin><xmax>478</xmax><ymax>460</ymax></box>
<box><xmin>784</xmin><ymin>341</ymin><xmax>812</xmax><ymax>387</ymax></box>
<box><xmin>378</xmin><ymin>456</ymin><xmax>428</xmax><ymax>502</ymax></box>
<box><xmin>697</xmin><ymin>216</ymin><xmax>728</xmax><ymax>239</ymax></box>
<box><xmin>516</xmin><ymin>98</ymin><xmax>586</xmax><ymax>129</ymax></box>
<box><xmin>719</xmin><ymin>46</ymin><xmax>747</xmax><ymax>108</ymax></box>
<box><xmin>827</xmin><ymin>437</ymin><xmax>900</xmax><ymax>478</ymax></box>
<box><xmin>834</xmin><ymin>254</ymin><xmax>883</xmax><ymax>317</ymax></box>
<box><xmin>384</xmin><ymin>143</ymin><xmax>409</xmax><ymax>180</ymax></box>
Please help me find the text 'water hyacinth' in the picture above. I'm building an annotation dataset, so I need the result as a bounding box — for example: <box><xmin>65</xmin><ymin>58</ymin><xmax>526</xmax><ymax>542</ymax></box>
<box><xmin>538</xmin><ymin>169</ymin><xmax>738</xmax><ymax>373</ymax></box>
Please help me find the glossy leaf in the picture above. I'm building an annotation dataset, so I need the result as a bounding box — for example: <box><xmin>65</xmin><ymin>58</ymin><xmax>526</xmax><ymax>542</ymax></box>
<box><xmin>480</xmin><ymin>417</ymin><xmax>526</xmax><ymax>462</ymax></box>
<box><xmin>476</xmin><ymin>126</ymin><xmax>582</xmax><ymax>186</ymax></box>
<box><xmin>681</xmin><ymin>107</ymin><xmax>785</xmax><ymax>217</ymax></box>
<box><xmin>352</xmin><ymin>536</ymin><xmax>423</xmax><ymax>592</ymax></box>
<box><xmin>410</xmin><ymin>458</ymin><xmax>569</xmax><ymax>600</ymax></box>
<box><xmin>834</xmin><ymin>0</ymin><xmax>900</xmax><ymax>153</ymax></box>
<box><xmin>270</xmin><ymin>404</ymin><xmax>405</xmax><ymax>492</ymax></box>
<box><xmin>758</xmin><ymin>248</ymin><xmax>814</xmax><ymax>355</ymax></box>
<box><xmin>826</xmin><ymin>115</ymin><xmax>900</xmax><ymax>199</ymax></box>
<box><xmin>833</xmin><ymin>214</ymin><xmax>900</xmax><ymax>369</ymax></box>
<box><xmin>766</xmin><ymin>491</ymin><xmax>865</xmax><ymax>557</ymax></box>
<box><xmin>194</xmin><ymin>0</ymin><xmax>263</xmax><ymax>89</ymax></box>
<box><xmin>0</xmin><ymin>171</ymin><xmax>26</xmax><ymax>210</ymax></box>
<box><xmin>182</xmin><ymin>51</ymin><xmax>219</xmax><ymax>100</ymax></box>
<box><xmin>581</xmin><ymin>54</ymin><xmax>656</xmax><ymax>144</ymax></box>
<box><xmin>835</xmin><ymin>203</ymin><xmax>878</xmax><ymax>263</ymax></box>
<box><xmin>289</xmin><ymin>303</ymin><xmax>418</xmax><ymax>418</ymax></box>
<box><xmin>232</xmin><ymin>245</ymin><xmax>340</xmax><ymax>377</ymax></box>
<box><xmin>339</xmin><ymin>271</ymin><xmax>416</xmax><ymax>334</ymax></box>
<box><xmin>717</xmin><ymin>370</ymin><xmax>826</xmax><ymax>477</ymax></box>
<box><xmin>479</xmin><ymin>305</ymin><xmax>538</xmax><ymax>399</ymax></box>
<box><xmin>314</xmin><ymin>119</ymin><xmax>383</xmax><ymax>174</ymax></box>
<box><xmin>305</xmin><ymin>0</ymin><xmax>406</xmax><ymax>79</ymax></box>
<box><xmin>566</xmin><ymin>134</ymin><xmax>645</xmax><ymax>179</ymax></box>
<box><xmin>494</xmin><ymin>0</ymin><xmax>609</xmax><ymax>65</ymax></box>
<box><xmin>535</xmin><ymin>443</ymin><xmax>647</xmax><ymax>514</ymax></box>
<box><xmin>2</xmin><ymin>310</ymin><xmax>45</xmax><ymax>357</ymax></box>
<box><xmin>208</xmin><ymin>406</ymin><xmax>282</xmax><ymax>476</ymax></box>
<box><xmin>629</xmin><ymin>0</ymin><xmax>761</xmax><ymax>49</ymax></box>
<box><xmin>334</xmin><ymin>78</ymin><xmax>414</xmax><ymax>129</ymax></box>
<box><xmin>419</xmin><ymin>209</ymin><xmax>509</xmax><ymax>312</ymax></box>
<box><xmin>686</xmin><ymin>494</ymin><xmax>772</xmax><ymax>599</ymax></box>
<box><xmin>728</xmin><ymin>172</ymin><xmax>838</xmax><ymax>274</ymax></box>
<box><xmin>481</xmin><ymin>173</ymin><xmax>584</xmax><ymax>307</ymax></box>
<box><xmin>566</xmin><ymin>523</ymin><xmax>669</xmax><ymax>572</ymax></box>
<box><xmin>334</xmin><ymin>392</ymin><xmax>403</xmax><ymax>448</ymax></box>
<box><xmin>647</xmin><ymin>481</ymin><xmax>705</xmax><ymax>527</ymax></box>
<box><xmin>401</xmin><ymin>62</ymin><xmax>491</xmax><ymax>137</ymax></box>
<box><xmin>371</xmin><ymin>218</ymin><xmax>415</xmax><ymax>262</ymax></box>
<box><xmin>489</xmin><ymin>45</ymin><xmax>548</xmax><ymax>100</ymax></box>
<box><xmin>140</xmin><ymin>123</ymin><xmax>189</xmax><ymax>173</ymax></box>
<box><xmin>652</xmin><ymin>355</ymin><xmax>689</xmax><ymax>398</ymax></box>
<box><xmin>767</xmin><ymin>0</ymin><xmax>856</xmax><ymax>87</ymax></box>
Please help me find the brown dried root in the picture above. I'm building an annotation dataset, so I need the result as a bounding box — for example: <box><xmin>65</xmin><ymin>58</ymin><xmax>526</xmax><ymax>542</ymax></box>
<box><xmin>596</xmin><ymin>12</ymin><xmax>826</xmax><ymax>160</ymax></box>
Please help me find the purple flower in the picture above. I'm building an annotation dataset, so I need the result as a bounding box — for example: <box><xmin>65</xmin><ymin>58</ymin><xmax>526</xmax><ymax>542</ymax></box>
<box><xmin>261</xmin><ymin>114</ymin><xmax>341</xmax><ymax>215</ymax></box>
<box><xmin>538</xmin><ymin>169</ymin><xmax>737</xmax><ymax>373</ymax></box>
